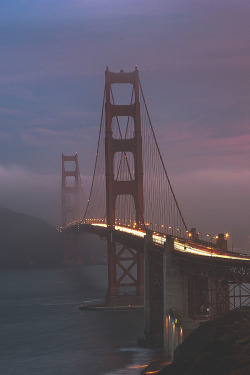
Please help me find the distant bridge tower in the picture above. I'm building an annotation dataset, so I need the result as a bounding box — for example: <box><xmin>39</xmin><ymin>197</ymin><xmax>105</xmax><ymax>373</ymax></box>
<box><xmin>105</xmin><ymin>67</ymin><xmax>144</xmax><ymax>305</ymax></box>
<box><xmin>61</xmin><ymin>153</ymin><xmax>82</xmax><ymax>265</ymax></box>
<box><xmin>61</xmin><ymin>153</ymin><xmax>81</xmax><ymax>226</ymax></box>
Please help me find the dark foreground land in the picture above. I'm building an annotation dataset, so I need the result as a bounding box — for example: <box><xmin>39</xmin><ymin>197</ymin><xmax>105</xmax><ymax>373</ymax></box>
<box><xmin>144</xmin><ymin>307</ymin><xmax>250</xmax><ymax>375</ymax></box>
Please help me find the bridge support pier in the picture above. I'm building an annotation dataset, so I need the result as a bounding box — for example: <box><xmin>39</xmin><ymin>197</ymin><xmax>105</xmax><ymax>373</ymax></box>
<box><xmin>144</xmin><ymin>231</ymin><xmax>164</xmax><ymax>345</ymax></box>
<box><xmin>144</xmin><ymin>234</ymin><xmax>199</xmax><ymax>355</ymax></box>
<box><xmin>163</xmin><ymin>236</ymin><xmax>199</xmax><ymax>358</ymax></box>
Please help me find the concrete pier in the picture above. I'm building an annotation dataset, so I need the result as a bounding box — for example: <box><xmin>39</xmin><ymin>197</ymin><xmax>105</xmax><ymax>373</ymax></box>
<box><xmin>144</xmin><ymin>234</ymin><xmax>199</xmax><ymax>357</ymax></box>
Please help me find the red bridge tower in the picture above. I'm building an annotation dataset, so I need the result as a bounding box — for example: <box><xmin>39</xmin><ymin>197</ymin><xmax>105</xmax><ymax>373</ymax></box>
<box><xmin>61</xmin><ymin>153</ymin><xmax>82</xmax><ymax>265</ymax></box>
<box><xmin>105</xmin><ymin>67</ymin><xmax>144</xmax><ymax>305</ymax></box>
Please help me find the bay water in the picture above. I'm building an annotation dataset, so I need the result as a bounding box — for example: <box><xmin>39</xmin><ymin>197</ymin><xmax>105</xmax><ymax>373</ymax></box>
<box><xmin>0</xmin><ymin>266</ymin><xmax>159</xmax><ymax>374</ymax></box>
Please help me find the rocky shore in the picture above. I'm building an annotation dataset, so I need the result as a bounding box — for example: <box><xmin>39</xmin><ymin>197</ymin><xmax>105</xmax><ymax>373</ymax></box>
<box><xmin>143</xmin><ymin>307</ymin><xmax>250</xmax><ymax>375</ymax></box>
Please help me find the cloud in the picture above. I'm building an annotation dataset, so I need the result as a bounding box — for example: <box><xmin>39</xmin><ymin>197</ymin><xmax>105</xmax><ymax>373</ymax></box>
<box><xmin>0</xmin><ymin>163</ymin><xmax>94</xmax><ymax>226</ymax></box>
<box><xmin>20</xmin><ymin>127</ymin><xmax>73</xmax><ymax>146</ymax></box>
<box><xmin>172</xmin><ymin>167</ymin><xmax>250</xmax><ymax>251</ymax></box>
<box><xmin>0</xmin><ymin>164</ymin><xmax>60</xmax><ymax>225</ymax></box>
<box><xmin>0</xmin><ymin>107</ymin><xmax>23</xmax><ymax>115</ymax></box>
<box><xmin>153</xmin><ymin>113</ymin><xmax>250</xmax><ymax>176</ymax></box>
<box><xmin>1</xmin><ymin>0</ymin><xmax>249</xmax><ymax>83</ymax></box>
<box><xmin>0</xmin><ymin>0</ymin><xmax>249</xmax><ymax>251</ymax></box>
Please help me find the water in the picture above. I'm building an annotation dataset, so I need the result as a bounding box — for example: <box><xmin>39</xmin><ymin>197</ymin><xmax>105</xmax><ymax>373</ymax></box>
<box><xmin>0</xmin><ymin>266</ymin><xmax>159</xmax><ymax>374</ymax></box>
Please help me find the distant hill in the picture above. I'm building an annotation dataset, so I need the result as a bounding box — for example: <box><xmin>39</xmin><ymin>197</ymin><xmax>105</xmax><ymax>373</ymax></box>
<box><xmin>0</xmin><ymin>206</ymin><xmax>62</xmax><ymax>267</ymax></box>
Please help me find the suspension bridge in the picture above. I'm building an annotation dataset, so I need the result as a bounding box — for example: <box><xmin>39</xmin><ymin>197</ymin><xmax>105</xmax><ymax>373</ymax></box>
<box><xmin>59</xmin><ymin>67</ymin><xmax>250</xmax><ymax>355</ymax></box>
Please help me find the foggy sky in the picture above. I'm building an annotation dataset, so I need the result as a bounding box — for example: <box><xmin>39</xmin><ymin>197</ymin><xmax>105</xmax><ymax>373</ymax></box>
<box><xmin>0</xmin><ymin>1</ymin><xmax>250</xmax><ymax>250</ymax></box>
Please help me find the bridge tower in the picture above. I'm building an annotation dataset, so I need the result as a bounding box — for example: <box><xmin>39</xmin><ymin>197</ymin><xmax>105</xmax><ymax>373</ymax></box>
<box><xmin>61</xmin><ymin>153</ymin><xmax>81</xmax><ymax>226</ymax></box>
<box><xmin>61</xmin><ymin>153</ymin><xmax>82</xmax><ymax>265</ymax></box>
<box><xmin>105</xmin><ymin>67</ymin><xmax>144</xmax><ymax>305</ymax></box>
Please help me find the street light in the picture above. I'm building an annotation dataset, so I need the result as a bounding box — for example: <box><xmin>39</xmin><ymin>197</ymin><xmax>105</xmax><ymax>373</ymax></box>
<box><xmin>186</xmin><ymin>230</ymin><xmax>192</xmax><ymax>240</ymax></box>
<box><xmin>198</xmin><ymin>232</ymin><xmax>203</xmax><ymax>240</ymax></box>
<box><xmin>206</xmin><ymin>234</ymin><xmax>213</xmax><ymax>243</ymax></box>
<box><xmin>225</xmin><ymin>232</ymin><xmax>233</xmax><ymax>252</ymax></box>
<box><xmin>177</xmin><ymin>228</ymin><xmax>181</xmax><ymax>238</ymax></box>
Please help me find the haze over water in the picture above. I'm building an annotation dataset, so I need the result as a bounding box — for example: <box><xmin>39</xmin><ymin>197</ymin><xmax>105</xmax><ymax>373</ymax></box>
<box><xmin>0</xmin><ymin>266</ymin><xmax>159</xmax><ymax>375</ymax></box>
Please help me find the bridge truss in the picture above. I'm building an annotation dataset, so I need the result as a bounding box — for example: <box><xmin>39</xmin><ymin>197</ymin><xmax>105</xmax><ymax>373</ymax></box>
<box><xmin>177</xmin><ymin>253</ymin><xmax>250</xmax><ymax>319</ymax></box>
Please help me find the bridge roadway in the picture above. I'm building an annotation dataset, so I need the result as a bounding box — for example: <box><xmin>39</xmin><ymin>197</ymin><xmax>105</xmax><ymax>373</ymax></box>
<box><xmin>61</xmin><ymin>221</ymin><xmax>250</xmax><ymax>270</ymax></box>
<box><xmin>61</xmin><ymin>220</ymin><xmax>250</xmax><ymax>356</ymax></box>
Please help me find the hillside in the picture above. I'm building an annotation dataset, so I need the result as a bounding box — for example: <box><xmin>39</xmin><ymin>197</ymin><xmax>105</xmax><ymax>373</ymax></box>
<box><xmin>0</xmin><ymin>206</ymin><xmax>62</xmax><ymax>267</ymax></box>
